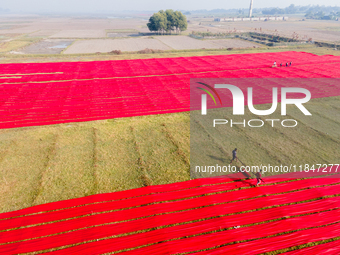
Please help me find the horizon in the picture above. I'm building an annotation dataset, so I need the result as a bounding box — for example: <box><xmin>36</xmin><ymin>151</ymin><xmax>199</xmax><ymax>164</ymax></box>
<box><xmin>1</xmin><ymin>1</ymin><xmax>340</xmax><ymax>14</ymax></box>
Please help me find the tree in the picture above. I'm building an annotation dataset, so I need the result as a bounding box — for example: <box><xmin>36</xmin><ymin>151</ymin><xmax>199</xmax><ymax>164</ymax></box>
<box><xmin>177</xmin><ymin>12</ymin><xmax>188</xmax><ymax>33</ymax></box>
<box><xmin>147</xmin><ymin>11</ymin><xmax>167</xmax><ymax>34</ymax></box>
<box><xmin>147</xmin><ymin>10</ymin><xmax>188</xmax><ymax>35</ymax></box>
<box><xmin>316</xmin><ymin>11</ymin><xmax>325</xmax><ymax>19</ymax></box>
<box><xmin>305</xmin><ymin>10</ymin><xmax>314</xmax><ymax>18</ymax></box>
<box><xmin>173</xmin><ymin>11</ymin><xmax>187</xmax><ymax>34</ymax></box>
<box><xmin>285</xmin><ymin>4</ymin><xmax>297</xmax><ymax>14</ymax></box>
<box><xmin>165</xmin><ymin>9</ymin><xmax>176</xmax><ymax>34</ymax></box>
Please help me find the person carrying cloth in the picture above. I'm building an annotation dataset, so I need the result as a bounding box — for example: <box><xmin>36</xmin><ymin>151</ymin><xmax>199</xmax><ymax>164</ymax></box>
<box><xmin>229</xmin><ymin>148</ymin><xmax>238</xmax><ymax>164</ymax></box>
<box><xmin>229</xmin><ymin>148</ymin><xmax>251</xmax><ymax>179</ymax></box>
<box><xmin>255</xmin><ymin>169</ymin><xmax>265</xmax><ymax>186</ymax></box>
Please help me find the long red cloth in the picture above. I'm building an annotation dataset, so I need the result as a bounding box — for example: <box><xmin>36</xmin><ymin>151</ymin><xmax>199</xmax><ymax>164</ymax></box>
<box><xmin>1</xmin><ymin>179</ymin><xmax>339</xmax><ymax>254</ymax></box>
<box><xmin>1</xmin><ymin>52</ymin><xmax>340</xmax><ymax>129</ymax></box>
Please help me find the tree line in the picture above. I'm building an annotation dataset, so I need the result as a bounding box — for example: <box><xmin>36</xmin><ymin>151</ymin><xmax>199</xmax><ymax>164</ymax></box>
<box><xmin>262</xmin><ymin>4</ymin><xmax>299</xmax><ymax>15</ymax></box>
<box><xmin>147</xmin><ymin>10</ymin><xmax>187</xmax><ymax>35</ymax></box>
<box><xmin>305</xmin><ymin>10</ymin><xmax>339</xmax><ymax>20</ymax></box>
<box><xmin>261</xmin><ymin>4</ymin><xmax>340</xmax><ymax>17</ymax></box>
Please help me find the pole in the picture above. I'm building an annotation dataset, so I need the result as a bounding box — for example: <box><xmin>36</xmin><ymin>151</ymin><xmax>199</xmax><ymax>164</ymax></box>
<box><xmin>249</xmin><ymin>0</ymin><xmax>253</xmax><ymax>18</ymax></box>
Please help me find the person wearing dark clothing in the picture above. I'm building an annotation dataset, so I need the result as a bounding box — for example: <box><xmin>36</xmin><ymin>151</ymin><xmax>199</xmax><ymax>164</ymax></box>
<box><xmin>289</xmin><ymin>61</ymin><xmax>292</xmax><ymax>66</ymax></box>
<box><xmin>229</xmin><ymin>148</ymin><xmax>238</xmax><ymax>164</ymax></box>
<box><xmin>255</xmin><ymin>169</ymin><xmax>264</xmax><ymax>186</ymax></box>
<box><xmin>280</xmin><ymin>63</ymin><xmax>283</xmax><ymax>67</ymax></box>
<box><xmin>286</xmin><ymin>62</ymin><xmax>289</xmax><ymax>67</ymax></box>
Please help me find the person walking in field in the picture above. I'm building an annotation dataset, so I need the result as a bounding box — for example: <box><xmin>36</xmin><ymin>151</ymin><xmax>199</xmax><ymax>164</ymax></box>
<box><xmin>255</xmin><ymin>169</ymin><xmax>265</xmax><ymax>186</ymax></box>
<box><xmin>229</xmin><ymin>148</ymin><xmax>251</xmax><ymax>179</ymax></box>
<box><xmin>229</xmin><ymin>148</ymin><xmax>238</xmax><ymax>164</ymax></box>
<box><xmin>272</xmin><ymin>61</ymin><xmax>277</xmax><ymax>68</ymax></box>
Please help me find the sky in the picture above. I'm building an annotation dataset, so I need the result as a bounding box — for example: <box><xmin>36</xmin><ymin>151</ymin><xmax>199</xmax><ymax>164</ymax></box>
<box><xmin>1</xmin><ymin>0</ymin><xmax>340</xmax><ymax>13</ymax></box>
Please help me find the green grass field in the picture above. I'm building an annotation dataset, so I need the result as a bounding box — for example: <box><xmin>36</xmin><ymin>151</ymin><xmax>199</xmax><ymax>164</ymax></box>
<box><xmin>191</xmin><ymin>97</ymin><xmax>340</xmax><ymax>178</ymax></box>
<box><xmin>0</xmin><ymin>113</ymin><xmax>190</xmax><ymax>213</ymax></box>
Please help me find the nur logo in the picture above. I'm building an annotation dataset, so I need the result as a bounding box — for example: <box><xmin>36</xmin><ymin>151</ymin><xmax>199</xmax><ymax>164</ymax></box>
<box><xmin>198</xmin><ymin>83</ymin><xmax>312</xmax><ymax>116</ymax></box>
<box><xmin>197</xmin><ymin>82</ymin><xmax>223</xmax><ymax>114</ymax></box>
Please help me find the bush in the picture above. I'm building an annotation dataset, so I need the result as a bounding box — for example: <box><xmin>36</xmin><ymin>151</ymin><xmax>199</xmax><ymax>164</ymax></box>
<box><xmin>110</xmin><ymin>50</ymin><xmax>122</xmax><ymax>55</ymax></box>
<box><xmin>138</xmin><ymin>48</ymin><xmax>164</xmax><ymax>54</ymax></box>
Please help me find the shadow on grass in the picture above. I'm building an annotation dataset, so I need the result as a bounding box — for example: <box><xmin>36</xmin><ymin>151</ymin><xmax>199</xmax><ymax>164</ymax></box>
<box><xmin>208</xmin><ymin>155</ymin><xmax>228</xmax><ymax>164</ymax></box>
